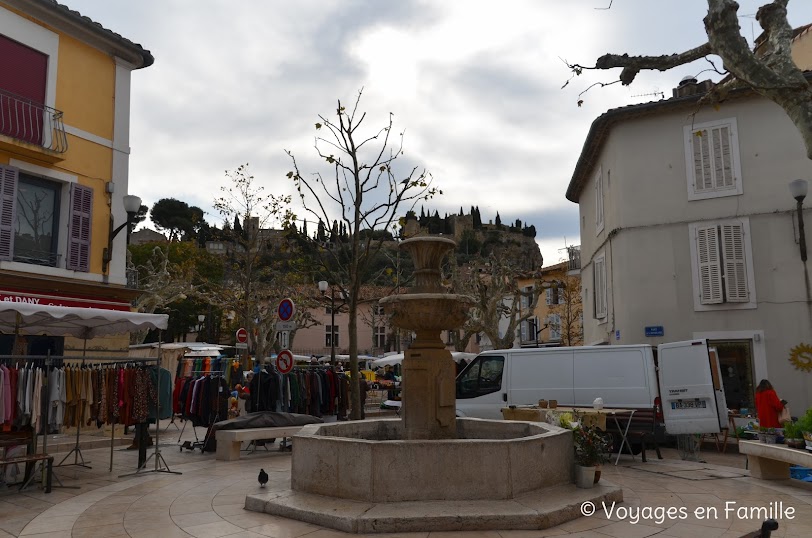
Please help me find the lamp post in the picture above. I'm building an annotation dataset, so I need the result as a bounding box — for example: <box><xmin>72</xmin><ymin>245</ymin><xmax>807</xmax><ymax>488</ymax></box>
<box><xmin>790</xmin><ymin>179</ymin><xmax>808</xmax><ymax>262</ymax></box>
<box><xmin>318</xmin><ymin>280</ymin><xmax>336</xmax><ymax>363</ymax></box>
<box><xmin>102</xmin><ymin>194</ymin><xmax>142</xmax><ymax>273</ymax></box>
<box><xmin>197</xmin><ymin>314</ymin><xmax>206</xmax><ymax>342</ymax></box>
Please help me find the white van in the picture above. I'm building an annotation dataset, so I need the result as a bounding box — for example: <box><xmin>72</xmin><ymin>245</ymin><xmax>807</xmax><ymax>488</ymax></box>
<box><xmin>455</xmin><ymin>340</ymin><xmax>726</xmax><ymax>438</ymax></box>
<box><xmin>455</xmin><ymin>344</ymin><xmax>661</xmax><ymax>420</ymax></box>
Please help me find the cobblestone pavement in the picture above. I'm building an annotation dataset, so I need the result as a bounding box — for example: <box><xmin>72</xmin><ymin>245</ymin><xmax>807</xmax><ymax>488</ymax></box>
<box><xmin>1</xmin><ymin>422</ymin><xmax>811</xmax><ymax>537</ymax></box>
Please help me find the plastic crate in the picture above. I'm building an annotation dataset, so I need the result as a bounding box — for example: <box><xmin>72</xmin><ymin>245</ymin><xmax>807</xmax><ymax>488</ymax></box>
<box><xmin>789</xmin><ymin>466</ymin><xmax>812</xmax><ymax>480</ymax></box>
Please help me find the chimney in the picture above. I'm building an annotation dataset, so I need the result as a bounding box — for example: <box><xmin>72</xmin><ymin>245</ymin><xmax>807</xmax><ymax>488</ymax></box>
<box><xmin>672</xmin><ymin>76</ymin><xmax>713</xmax><ymax>98</ymax></box>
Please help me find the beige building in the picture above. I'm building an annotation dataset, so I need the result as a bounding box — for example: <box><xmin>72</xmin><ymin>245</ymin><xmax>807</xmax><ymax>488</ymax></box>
<box><xmin>568</xmin><ymin>74</ymin><xmax>812</xmax><ymax>413</ymax></box>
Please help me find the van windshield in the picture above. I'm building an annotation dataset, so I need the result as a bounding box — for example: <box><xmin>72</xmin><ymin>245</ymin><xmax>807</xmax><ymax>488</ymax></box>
<box><xmin>456</xmin><ymin>355</ymin><xmax>504</xmax><ymax>399</ymax></box>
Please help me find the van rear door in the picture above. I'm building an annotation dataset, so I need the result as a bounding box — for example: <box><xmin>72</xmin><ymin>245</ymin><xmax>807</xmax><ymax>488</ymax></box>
<box><xmin>658</xmin><ymin>340</ymin><xmax>728</xmax><ymax>434</ymax></box>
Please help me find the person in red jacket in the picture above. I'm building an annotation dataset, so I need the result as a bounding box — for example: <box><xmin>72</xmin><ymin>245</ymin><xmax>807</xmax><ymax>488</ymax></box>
<box><xmin>755</xmin><ymin>379</ymin><xmax>786</xmax><ymax>428</ymax></box>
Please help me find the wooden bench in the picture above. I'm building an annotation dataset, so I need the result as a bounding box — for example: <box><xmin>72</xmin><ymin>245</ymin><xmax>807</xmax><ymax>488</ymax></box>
<box><xmin>215</xmin><ymin>427</ymin><xmax>304</xmax><ymax>461</ymax></box>
<box><xmin>1</xmin><ymin>454</ymin><xmax>54</xmax><ymax>493</ymax></box>
<box><xmin>739</xmin><ymin>440</ymin><xmax>812</xmax><ymax>480</ymax></box>
<box><xmin>604</xmin><ymin>407</ymin><xmax>663</xmax><ymax>463</ymax></box>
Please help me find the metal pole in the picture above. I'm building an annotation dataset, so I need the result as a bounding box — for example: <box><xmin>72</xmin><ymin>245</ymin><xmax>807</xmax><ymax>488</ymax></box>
<box><xmin>330</xmin><ymin>288</ymin><xmax>336</xmax><ymax>363</ymax></box>
<box><xmin>798</xmin><ymin>199</ymin><xmax>807</xmax><ymax>262</ymax></box>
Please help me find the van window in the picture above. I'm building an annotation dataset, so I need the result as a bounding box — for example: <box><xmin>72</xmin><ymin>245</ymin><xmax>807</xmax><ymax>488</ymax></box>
<box><xmin>456</xmin><ymin>355</ymin><xmax>505</xmax><ymax>399</ymax></box>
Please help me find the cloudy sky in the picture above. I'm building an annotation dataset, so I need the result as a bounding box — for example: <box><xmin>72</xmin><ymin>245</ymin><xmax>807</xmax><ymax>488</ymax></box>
<box><xmin>65</xmin><ymin>0</ymin><xmax>812</xmax><ymax>266</ymax></box>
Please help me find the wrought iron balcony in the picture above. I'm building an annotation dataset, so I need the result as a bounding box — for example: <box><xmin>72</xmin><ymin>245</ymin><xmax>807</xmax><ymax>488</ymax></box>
<box><xmin>0</xmin><ymin>88</ymin><xmax>68</xmax><ymax>153</ymax></box>
<box><xmin>567</xmin><ymin>245</ymin><xmax>581</xmax><ymax>271</ymax></box>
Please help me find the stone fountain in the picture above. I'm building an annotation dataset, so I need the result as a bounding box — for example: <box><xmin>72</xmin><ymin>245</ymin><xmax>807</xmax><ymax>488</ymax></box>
<box><xmin>245</xmin><ymin>235</ymin><xmax>621</xmax><ymax>533</ymax></box>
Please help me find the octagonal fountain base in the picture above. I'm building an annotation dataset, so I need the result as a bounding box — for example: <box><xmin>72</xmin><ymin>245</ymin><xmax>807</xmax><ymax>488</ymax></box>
<box><xmin>244</xmin><ymin>418</ymin><xmax>623</xmax><ymax>533</ymax></box>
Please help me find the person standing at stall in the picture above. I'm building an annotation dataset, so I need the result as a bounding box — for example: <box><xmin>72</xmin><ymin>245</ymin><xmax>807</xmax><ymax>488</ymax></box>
<box><xmin>755</xmin><ymin>379</ymin><xmax>787</xmax><ymax>428</ymax></box>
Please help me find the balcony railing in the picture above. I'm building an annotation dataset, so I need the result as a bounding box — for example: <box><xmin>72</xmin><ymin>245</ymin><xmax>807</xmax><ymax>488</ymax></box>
<box><xmin>0</xmin><ymin>88</ymin><xmax>68</xmax><ymax>153</ymax></box>
<box><xmin>567</xmin><ymin>245</ymin><xmax>581</xmax><ymax>271</ymax></box>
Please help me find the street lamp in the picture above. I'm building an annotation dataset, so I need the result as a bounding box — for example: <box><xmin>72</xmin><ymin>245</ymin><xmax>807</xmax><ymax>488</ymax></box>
<box><xmin>197</xmin><ymin>314</ymin><xmax>206</xmax><ymax>342</ymax></box>
<box><xmin>790</xmin><ymin>179</ymin><xmax>808</xmax><ymax>262</ymax></box>
<box><xmin>318</xmin><ymin>280</ymin><xmax>337</xmax><ymax>363</ymax></box>
<box><xmin>102</xmin><ymin>194</ymin><xmax>142</xmax><ymax>273</ymax></box>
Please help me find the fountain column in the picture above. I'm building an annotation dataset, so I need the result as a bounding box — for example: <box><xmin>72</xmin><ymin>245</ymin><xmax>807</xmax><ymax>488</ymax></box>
<box><xmin>380</xmin><ymin>236</ymin><xmax>474</xmax><ymax>440</ymax></box>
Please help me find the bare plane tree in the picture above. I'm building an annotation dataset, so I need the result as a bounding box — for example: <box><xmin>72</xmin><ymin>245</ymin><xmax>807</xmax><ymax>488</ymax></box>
<box><xmin>286</xmin><ymin>90</ymin><xmax>441</xmax><ymax>419</ymax></box>
<box><xmin>565</xmin><ymin>1</ymin><xmax>812</xmax><ymax>157</ymax></box>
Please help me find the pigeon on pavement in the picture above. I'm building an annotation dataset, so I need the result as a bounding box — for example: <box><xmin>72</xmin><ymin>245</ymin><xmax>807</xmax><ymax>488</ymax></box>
<box><xmin>258</xmin><ymin>469</ymin><xmax>269</xmax><ymax>487</ymax></box>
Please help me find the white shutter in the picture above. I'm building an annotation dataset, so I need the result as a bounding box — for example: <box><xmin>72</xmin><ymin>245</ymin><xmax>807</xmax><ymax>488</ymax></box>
<box><xmin>545</xmin><ymin>288</ymin><xmax>552</xmax><ymax>305</ymax></box>
<box><xmin>697</xmin><ymin>225</ymin><xmax>723</xmax><ymax>304</ymax></box>
<box><xmin>595</xmin><ymin>168</ymin><xmax>604</xmax><ymax>231</ymax></box>
<box><xmin>594</xmin><ymin>256</ymin><xmax>607</xmax><ymax>318</ymax></box>
<box><xmin>521</xmin><ymin>321</ymin><xmax>528</xmax><ymax>341</ymax></box>
<box><xmin>548</xmin><ymin>314</ymin><xmax>561</xmax><ymax>340</ymax></box>
<box><xmin>693</xmin><ymin>125</ymin><xmax>735</xmax><ymax>193</ymax></box>
<box><xmin>558</xmin><ymin>288</ymin><xmax>566</xmax><ymax>304</ymax></box>
<box><xmin>720</xmin><ymin>222</ymin><xmax>748</xmax><ymax>302</ymax></box>
<box><xmin>693</xmin><ymin>129</ymin><xmax>714</xmax><ymax>192</ymax></box>
<box><xmin>711</xmin><ymin>125</ymin><xmax>734</xmax><ymax>189</ymax></box>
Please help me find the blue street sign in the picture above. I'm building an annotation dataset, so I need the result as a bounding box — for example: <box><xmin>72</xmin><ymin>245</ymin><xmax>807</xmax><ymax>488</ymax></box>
<box><xmin>645</xmin><ymin>326</ymin><xmax>664</xmax><ymax>337</ymax></box>
<box><xmin>278</xmin><ymin>298</ymin><xmax>295</xmax><ymax>321</ymax></box>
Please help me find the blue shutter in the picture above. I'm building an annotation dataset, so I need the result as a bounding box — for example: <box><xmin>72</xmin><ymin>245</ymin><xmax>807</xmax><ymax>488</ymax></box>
<box><xmin>67</xmin><ymin>184</ymin><xmax>93</xmax><ymax>271</ymax></box>
<box><xmin>0</xmin><ymin>165</ymin><xmax>17</xmax><ymax>260</ymax></box>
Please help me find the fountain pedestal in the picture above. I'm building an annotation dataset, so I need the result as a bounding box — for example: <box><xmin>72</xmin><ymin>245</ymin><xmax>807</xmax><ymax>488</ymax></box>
<box><xmin>380</xmin><ymin>237</ymin><xmax>472</xmax><ymax>440</ymax></box>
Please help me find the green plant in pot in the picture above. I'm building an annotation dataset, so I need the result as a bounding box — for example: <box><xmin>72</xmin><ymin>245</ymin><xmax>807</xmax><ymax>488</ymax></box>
<box><xmin>798</xmin><ymin>408</ymin><xmax>812</xmax><ymax>448</ymax></box>
<box><xmin>783</xmin><ymin>421</ymin><xmax>805</xmax><ymax>449</ymax></box>
<box><xmin>573</xmin><ymin>424</ymin><xmax>610</xmax><ymax>488</ymax></box>
<box><xmin>758</xmin><ymin>426</ymin><xmax>778</xmax><ymax>444</ymax></box>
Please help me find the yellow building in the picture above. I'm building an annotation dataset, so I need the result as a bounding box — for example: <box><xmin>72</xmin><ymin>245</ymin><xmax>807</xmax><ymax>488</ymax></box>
<box><xmin>0</xmin><ymin>0</ymin><xmax>153</xmax><ymax>354</ymax></box>
<box><xmin>517</xmin><ymin>254</ymin><xmax>583</xmax><ymax>347</ymax></box>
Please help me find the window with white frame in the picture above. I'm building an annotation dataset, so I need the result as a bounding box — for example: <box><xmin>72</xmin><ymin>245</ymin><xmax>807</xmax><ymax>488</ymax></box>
<box><xmin>593</xmin><ymin>253</ymin><xmax>607</xmax><ymax>320</ymax></box>
<box><xmin>325</xmin><ymin>325</ymin><xmax>339</xmax><ymax>347</ymax></box>
<box><xmin>595</xmin><ymin>167</ymin><xmax>604</xmax><ymax>234</ymax></box>
<box><xmin>547</xmin><ymin>313</ymin><xmax>561</xmax><ymax>340</ymax></box>
<box><xmin>374</xmin><ymin>304</ymin><xmax>384</xmax><ymax>316</ymax></box>
<box><xmin>689</xmin><ymin>219</ymin><xmax>756</xmax><ymax>310</ymax></box>
<box><xmin>545</xmin><ymin>286</ymin><xmax>565</xmax><ymax>305</ymax></box>
<box><xmin>374</xmin><ymin>326</ymin><xmax>386</xmax><ymax>348</ymax></box>
<box><xmin>684</xmin><ymin>118</ymin><xmax>743</xmax><ymax>200</ymax></box>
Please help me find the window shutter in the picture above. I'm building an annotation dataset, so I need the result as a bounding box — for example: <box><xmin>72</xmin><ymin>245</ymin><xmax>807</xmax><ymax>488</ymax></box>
<box><xmin>545</xmin><ymin>288</ymin><xmax>552</xmax><ymax>305</ymax></box>
<box><xmin>693</xmin><ymin>125</ymin><xmax>735</xmax><ymax>193</ymax></box>
<box><xmin>692</xmin><ymin>129</ymin><xmax>714</xmax><ymax>192</ymax></box>
<box><xmin>67</xmin><ymin>184</ymin><xmax>93</xmax><ymax>271</ymax></box>
<box><xmin>711</xmin><ymin>125</ymin><xmax>734</xmax><ymax>189</ymax></box>
<box><xmin>0</xmin><ymin>165</ymin><xmax>18</xmax><ymax>260</ymax></box>
<box><xmin>720</xmin><ymin>222</ymin><xmax>748</xmax><ymax>302</ymax></box>
<box><xmin>558</xmin><ymin>288</ymin><xmax>566</xmax><ymax>304</ymax></box>
<box><xmin>697</xmin><ymin>225</ymin><xmax>723</xmax><ymax>304</ymax></box>
<box><xmin>548</xmin><ymin>314</ymin><xmax>561</xmax><ymax>340</ymax></box>
<box><xmin>594</xmin><ymin>257</ymin><xmax>607</xmax><ymax>318</ymax></box>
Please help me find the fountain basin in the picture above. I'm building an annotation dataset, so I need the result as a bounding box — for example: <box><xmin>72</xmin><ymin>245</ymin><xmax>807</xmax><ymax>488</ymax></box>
<box><xmin>380</xmin><ymin>293</ymin><xmax>474</xmax><ymax>332</ymax></box>
<box><xmin>290</xmin><ymin>418</ymin><xmax>574</xmax><ymax>502</ymax></box>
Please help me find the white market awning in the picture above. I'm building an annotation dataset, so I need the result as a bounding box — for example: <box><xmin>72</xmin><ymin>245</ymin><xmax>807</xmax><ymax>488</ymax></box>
<box><xmin>0</xmin><ymin>302</ymin><xmax>168</xmax><ymax>339</ymax></box>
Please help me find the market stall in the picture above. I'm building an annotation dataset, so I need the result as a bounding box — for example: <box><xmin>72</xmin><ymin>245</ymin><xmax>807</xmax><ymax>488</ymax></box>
<box><xmin>0</xmin><ymin>302</ymin><xmax>170</xmax><ymax>480</ymax></box>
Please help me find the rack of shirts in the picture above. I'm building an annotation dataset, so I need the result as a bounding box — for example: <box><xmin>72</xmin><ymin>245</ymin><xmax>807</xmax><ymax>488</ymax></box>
<box><xmin>175</xmin><ymin>371</ymin><xmax>228</xmax><ymax>453</ymax></box>
<box><xmin>246</xmin><ymin>364</ymin><xmax>350</xmax><ymax>420</ymax></box>
<box><xmin>175</xmin><ymin>357</ymin><xmax>242</xmax><ymax>388</ymax></box>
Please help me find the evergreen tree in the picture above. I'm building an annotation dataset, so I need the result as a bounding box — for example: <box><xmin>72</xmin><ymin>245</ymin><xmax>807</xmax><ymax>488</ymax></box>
<box><xmin>495</xmin><ymin>212</ymin><xmax>502</xmax><ymax>228</ymax></box>
<box><xmin>317</xmin><ymin>220</ymin><xmax>326</xmax><ymax>242</ymax></box>
<box><xmin>234</xmin><ymin>215</ymin><xmax>244</xmax><ymax>238</ymax></box>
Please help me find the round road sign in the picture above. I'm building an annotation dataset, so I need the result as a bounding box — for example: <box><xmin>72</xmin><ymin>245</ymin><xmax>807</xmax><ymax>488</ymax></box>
<box><xmin>278</xmin><ymin>298</ymin><xmax>295</xmax><ymax>322</ymax></box>
<box><xmin>236</xmin><ymin>328</ymin><xmax>249</xmax><ymax>344</ymax></box>
<box><xmin>276</xmin><ymin>349</ymin><xmax>294</xmax><ymax>374</ymax></box>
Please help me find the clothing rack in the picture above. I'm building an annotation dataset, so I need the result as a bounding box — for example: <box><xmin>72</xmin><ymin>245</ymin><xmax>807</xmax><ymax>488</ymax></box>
<box><xmin>178</xmin><ymin>370</ymin><xmax>224</xmax><ymax>452</ymax></box>
<box><xmin>119</xmin><ymin>341</ymin><xmax>181</xmax><ymax>478</ymax></box>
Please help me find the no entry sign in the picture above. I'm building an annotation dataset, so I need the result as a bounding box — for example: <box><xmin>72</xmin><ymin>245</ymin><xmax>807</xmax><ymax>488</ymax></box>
<box><xmin>278</xmin><ymin>298</ymin><xmax>295</xmax><ymax>322</ymax></box>
<box><xmin>276</xmin><ymin>349</ymin><xmax>294</xmax><ymax>374</ymax></box>
<box><xmin>236</xmin><ymin>327</ymin><xmax>248</xmax><ymax>344</ymax></box>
